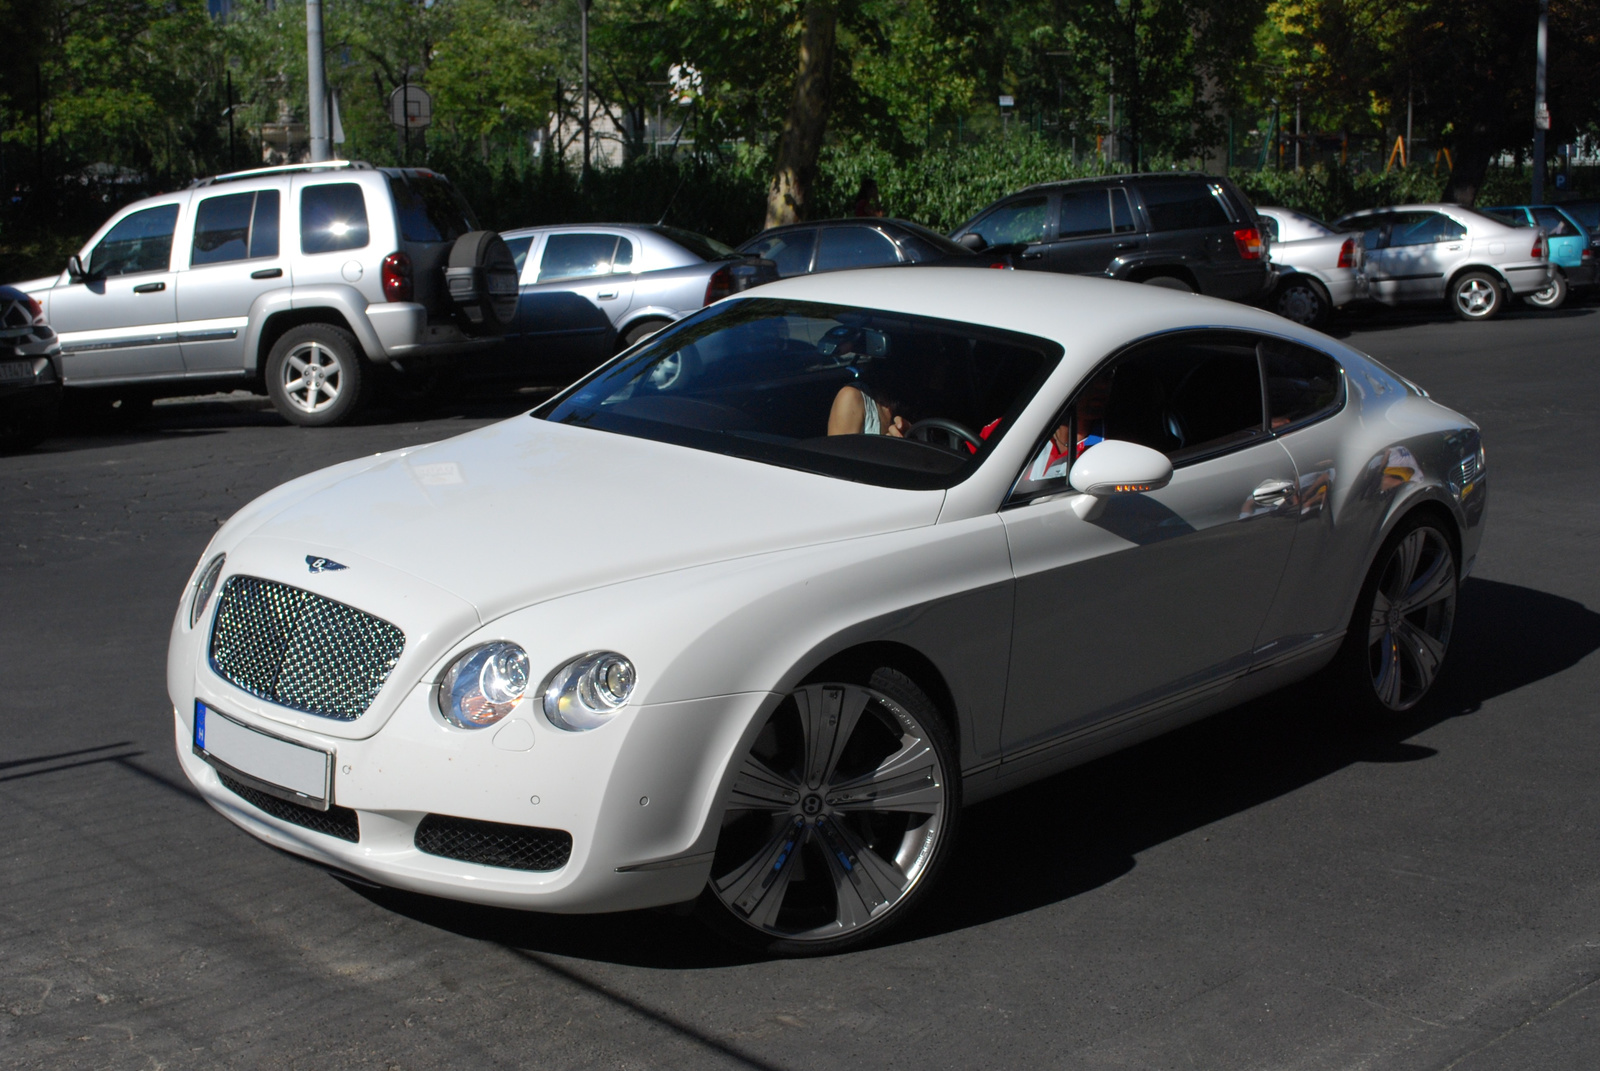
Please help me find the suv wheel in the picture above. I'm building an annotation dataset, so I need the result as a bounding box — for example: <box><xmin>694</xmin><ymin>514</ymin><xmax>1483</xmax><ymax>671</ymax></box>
<box><xmin>1450</xmin><ymin>271</ymin><xmax>1504</xmax><ymax>321</ymax></box>
<box><xmin>1141</xmin><ymin>274</ymin><xmax>1194</xmax><ymax>293</ymax></box>
<box><xmin>265</xmin><ymin>324</ymin><xmax>368</xmax><ymax>427</ymax></box>
<box><xmin>1273</xmin><ymin>277</ymin><xmax>1331</xmax><ymax>329</ymax></box>
<box><xmin>1523</xmin><ymin>269</ymin><xmax>1568</xmax><ymax>310</ymax></box>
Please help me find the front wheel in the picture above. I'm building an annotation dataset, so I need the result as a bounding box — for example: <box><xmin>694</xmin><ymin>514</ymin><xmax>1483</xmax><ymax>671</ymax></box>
<box><xmin>1523</xmin><ymin>270</ymin><xmax>1568</xmax><ymax>310</ymax></box>
<box><xmin>698</xmin><ymin>667</ymin><xmax>959</xmax><ymax>956</ymax></box>
<box><xmin>1450</xmin><ymin>271</ymin><xmax>1504</xmax><ymax>321</ymax></box>
<box><xmin>1333</xmin><ymin>513</ymin><xmax>1458</xmax><ymax>714</ymax></box>
<box><xmin>265</xmin><ymin>324</ymin><xmax>368</xmax><ymax>427</ymax></box>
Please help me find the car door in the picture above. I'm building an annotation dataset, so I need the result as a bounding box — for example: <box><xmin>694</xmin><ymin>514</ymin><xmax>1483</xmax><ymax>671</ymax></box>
<box><xmin>1038</xmin><ymin>186</ymin><xmax>1139</xmax><ymax>275</ymax></box>
<box><xmin>999</xmin><ymin>330</ymin><xmax>1300</xmax><ymax>759</ymax></box>
<box><xmin>1370</xmin><ymin>211</ymin><xmax>1460</xmax><ymax>301</ymax></box>
<box><xmin>812</xmin><ymin>225</ymin><xmax>904</xmax><ymax>272</ymax></box>
<box><xmin>1130</xmin><ymin>178</ymin><xmax>1238</xmax><ymax>292</ymax></box>
<box><xmin>177</xmin><ymin>180</ymin><xmax>289</xmax><ymax>376</ymax></box>
<box><xmin>514</xmin><ymin>231</ymin><xmax>632</xmax><ymax>364</ymax></box>
<box><xmin>47</xmin><ymin>200</ymin><xmax>186</xmax><ymax>383</ymax></box>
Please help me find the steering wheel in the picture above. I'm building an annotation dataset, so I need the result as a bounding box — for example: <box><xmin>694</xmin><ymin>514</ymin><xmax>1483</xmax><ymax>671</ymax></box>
<box><xmin>907</xmin><ymin>418</ymin><xmax>983</xmax><ymax>453</ymax></box>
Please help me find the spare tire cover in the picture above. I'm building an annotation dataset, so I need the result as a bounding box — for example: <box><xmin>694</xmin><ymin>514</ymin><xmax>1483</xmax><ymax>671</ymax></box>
<box><xmin>445</xmin><ymin>230</ymin><xmax>519</xmax><ymax>336</ymax></box>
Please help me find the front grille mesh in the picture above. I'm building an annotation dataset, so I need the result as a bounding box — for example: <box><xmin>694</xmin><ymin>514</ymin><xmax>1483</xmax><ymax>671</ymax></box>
<box><xmin>209</xmin><ymin>575</ymin><xmax>405</xmax><ymax>720</ymax></box>
<box><xmin>414</xmin><ymin>814</ymin><xmax>573</xmax><ymax>872</ymax></box>
<box><xmin>219</xmin><ymin>771</ymin><xmax>360</xmax><ymax>842</ymax></box>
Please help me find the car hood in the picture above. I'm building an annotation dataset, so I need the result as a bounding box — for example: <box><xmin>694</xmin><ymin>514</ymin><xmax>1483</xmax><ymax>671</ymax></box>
<box><xmin>235</xmin><ymin>415</ymin><xmax>945</xmax><ymax>623</ymax></box>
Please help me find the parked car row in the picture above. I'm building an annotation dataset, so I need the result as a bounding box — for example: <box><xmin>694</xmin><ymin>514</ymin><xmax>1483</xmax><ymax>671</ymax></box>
<box><xmin>3</xmin><ymin>157</ymin><xmax>1581</xmax><ymax>446</ymax></box>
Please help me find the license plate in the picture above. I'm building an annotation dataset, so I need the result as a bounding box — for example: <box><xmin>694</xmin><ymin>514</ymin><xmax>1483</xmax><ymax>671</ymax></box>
<box><xmin>0</xmin><ymin>360</ymin><xmax>31</xmax><ymax>381</ymax></box>
<box><xmin>193</xmin><ymin>701</ymin><xmax>333</xmax><ymax>810</ymax></box>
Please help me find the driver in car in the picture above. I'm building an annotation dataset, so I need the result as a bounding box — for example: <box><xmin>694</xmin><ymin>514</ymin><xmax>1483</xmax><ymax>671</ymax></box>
<box><xmin>823</xmin><ymin>326</ymin><xmax>910</xmax><ymax>437</ymax></box>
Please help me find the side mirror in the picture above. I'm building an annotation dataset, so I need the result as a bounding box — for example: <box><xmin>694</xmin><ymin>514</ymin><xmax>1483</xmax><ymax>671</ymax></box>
<box><xmin>66</xmin><ymin>254</ymin><xmax>89</xmax><ymax>284</ymax></box>
<box><xmin>1068</xmin><ymin>440</ymin><xmax>1173</xmax><ymax>519</ymax></box>
<box><xmin>957</xmin><ymin>232</ymin><xmax>987</xmax><ymax>252</ymax></box>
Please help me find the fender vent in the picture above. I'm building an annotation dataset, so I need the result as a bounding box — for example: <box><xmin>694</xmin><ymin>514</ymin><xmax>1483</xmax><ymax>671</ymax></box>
<box><xmin>414</xmin><ymin>814</ymin><xmax>572</xmax><ymax>872</ymax></box>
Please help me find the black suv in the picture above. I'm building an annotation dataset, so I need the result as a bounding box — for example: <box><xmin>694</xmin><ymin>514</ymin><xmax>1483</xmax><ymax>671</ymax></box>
<box><xmin>950</xmin><ymin>173</ymin><xmax>1272</xmax><ymax>303</ymax></box>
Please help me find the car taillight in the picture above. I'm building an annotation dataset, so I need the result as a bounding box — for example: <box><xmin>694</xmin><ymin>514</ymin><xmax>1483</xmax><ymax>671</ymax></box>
<box><xmin>988</xmin><ymin>261</ymin><xmax>1007</xmax><ymax>269</ymax></box>
<box><xmin>1531</xmin><ymin>234</ymin><xmax>1545</xmax><ymax>259</ymax></box>
<box><xmin>1337</xmin><ymin>237</ymin><xmax>1356</xmax><ymax>269</ymax></box>
<box><xmin>382</xmin><ymin>252</ymin><xmax>413</xmax><ymax>302</ymax></box>
<box><xmin>703</xmin><ymin>265</ymin><xmax>732</xmax><ymax>306</ymax></box>
<box><xmin>1233</xmin><ymin>227</ymin><xmax>1264</xmax><ymax>259</ymax></box>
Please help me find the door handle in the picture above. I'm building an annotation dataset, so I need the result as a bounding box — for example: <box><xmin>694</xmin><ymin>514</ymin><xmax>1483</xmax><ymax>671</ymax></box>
<box><xmin>132</xmin><ymin>281</ymin><xmax>166</xmax><ymax>293</ymax></box>
<box><xmin>597</xmin><ymin>291</ymin><xmax>618</xmax><ymax>300</ymax></box>
<box><xmin>250</xmin><ymin>267</ymin><xmax>283</xmax><ymax>279</ymax></box>
<box><xmin>1251</xmin><ymin>479</ymin><xmax>1296</xmax><ymax>506</ymax></box>
<box><xmin>1113</xmin><ymin>241</ymin><xmax>1140</xmax><ymax>251</ymax></box>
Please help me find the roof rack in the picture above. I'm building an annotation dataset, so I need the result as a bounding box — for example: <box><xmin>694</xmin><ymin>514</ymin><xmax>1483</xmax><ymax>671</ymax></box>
<box><xmin>190</xmin><ymin>161</ymin><xmax>374</xmax><ymax>188</ymax></box>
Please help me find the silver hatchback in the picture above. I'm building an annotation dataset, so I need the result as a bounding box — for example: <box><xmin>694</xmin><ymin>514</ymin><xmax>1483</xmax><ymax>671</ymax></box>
<box><xmin>1334</xmin><ymin>204</ymin><xmax>1551</xmax><ymax>321</ymax></box>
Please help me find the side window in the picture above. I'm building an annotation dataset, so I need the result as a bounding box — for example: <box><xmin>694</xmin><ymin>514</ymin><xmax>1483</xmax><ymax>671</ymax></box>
<box><xmin>966</xmin><ymin>195</ymin><xmax>1049</xmax><ymax>247</ymax></box>
<box><xmin>300</xmin><ymin>183</ymin><xmax>370</xmax><ymax>254</ymax></box>
<box><xmin>88</xmin><ymin>204</ymin><xmax>180</xmax><ymax>277</ymax></box>
<box><xmin>250</xmin><ymin>191</ymin><xmax>280</xmax><ymax>259</ymax></box>
<box><xmin>814</xmin><ymin>226</ymin><xmax>900</xmax><ymax>271</ymax></box>
<box><xmin>1138</xmin><ymin>180</ymin><xmax>1231</xmax><ymax>232</ymax></box>
<box><xmin>1259</xmin><ymin>215</ymin><xmax>1281</xmax><ymax>241</ymax></box>
<box><xmin>539</xmin><ymin>233</ymin><xmax>620</xmax><ymax>281</ymax></box>
<box><xmin>1056</xmin><ymin>188</ymin><xmax>1113</xmax><ymax>239</ymax></box>
<box><xmin>744</xmin><ymin>229</ymin><xmax>816</xmax><ymax>276</ymax></box>
<box><xmin>1110</xmin><ymin>188</ymin><xmax>1136</xmax><ymax>233</ymax></box>
<box><xmin>192</xmin><ymin>190</ymin><xmax>280</xmax><ymax>266</ymax></box>
<box><xmin>1262</xmin><ymin>339</ymin><xmax>1344</xmax><ymax>430</ymax></box>
<box><xmin>502</xmin><ymin>235</ymin><xmax>533</xmax><ymax>274</ymax></box>
<box><xmin>1013</xmin><ymin>332</ymin><xmax>1267</xmax><ymax>498</ymax></box>
<box><xmin>613</xmin><ymin>237</ymin><xmax>635</xmax><ymax>271</ymax></box>
<box><xmin>1388</xmin><ymin>211</ymin><xmax>1454</xmax><ymax>247</ymax></box>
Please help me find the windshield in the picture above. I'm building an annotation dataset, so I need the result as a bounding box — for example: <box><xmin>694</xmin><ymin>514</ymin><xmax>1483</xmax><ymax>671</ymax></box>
<box><xmin>535</xmin><ymin>298</ymin><xmax>1061</xmax><ymax>489</ymax></box>
<box><xmin>652</xmin><ymin>225</ymin><xmax>736</xmax><ymax>261</ymax></box>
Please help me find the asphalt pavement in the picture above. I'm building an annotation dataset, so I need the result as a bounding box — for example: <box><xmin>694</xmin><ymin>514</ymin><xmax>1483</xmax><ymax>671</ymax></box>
<box><xmin>3</xmin><ymin>302</ymin><xmax>1599</xmax><ymax>1070</ymax></box>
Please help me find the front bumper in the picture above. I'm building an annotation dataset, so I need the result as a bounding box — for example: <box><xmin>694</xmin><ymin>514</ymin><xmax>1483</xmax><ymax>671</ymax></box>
<box><xmin>171</xmin><ymin>672</ymin><xmax>772</xmax><ymax>912</ymax></box>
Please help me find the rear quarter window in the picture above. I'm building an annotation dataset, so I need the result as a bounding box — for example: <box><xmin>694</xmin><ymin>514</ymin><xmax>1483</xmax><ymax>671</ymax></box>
<box><xmin>388</xmin><ymin>174</ymin><xmax>479</xmax><ymax>243</ymax></box>
<box><xmin>300</xmin><ymin>183</ymin><xmax>370</xmax><ymax>254</ymax></box>
<box><xmin>1138</xmin><ymin>180</ymin><xmax>1232</xmax><ymax>232</ymax></box>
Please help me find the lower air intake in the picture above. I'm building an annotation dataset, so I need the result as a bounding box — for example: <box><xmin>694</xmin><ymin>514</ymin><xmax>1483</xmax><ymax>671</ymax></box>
<box><xmin>219</xmin><ymin>771</ymin><xmax>360</xmax><ymax>843</ymax></box>
<box><xmin>414</xmin><ymin>814</ymin><xmax>572</xmax><ymax>872</ymax></box>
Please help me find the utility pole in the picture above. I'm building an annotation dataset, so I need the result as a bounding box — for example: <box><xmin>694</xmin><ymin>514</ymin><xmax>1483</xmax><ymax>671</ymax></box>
<box><xmin>1294</xmin><ymin>83</ymin><xmax>1303</xmax><ymax>172</ymax></box>
<box><xmin>580</xmin><ymin>0</ymin><xmax>592</xmax><ymax>178</ymax></box>
<box><xmin>1405</xmin><ymin>77</ymin><xmax>1413</xmax><ymax>158</ymax></box>
<box><xmin>306</xmin><ymin>0</ymin><xmax>330</xmax><ymax>162</ymax></box>
<box><xmin>1533</xmin><ymin>0</ymin><xmax>1549</xmax><ymax>203</ymax></box>
<box><xmin>226</xmin><ymin>70</ymin><xmax>236</xmax><ymax>168</ymax></box>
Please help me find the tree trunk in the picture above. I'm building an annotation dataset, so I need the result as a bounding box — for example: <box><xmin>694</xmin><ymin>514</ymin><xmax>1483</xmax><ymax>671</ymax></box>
<box><xmin>765</xmin><ymin>1</ymin><xmax>837</xmax><ymax>229</ymax></box>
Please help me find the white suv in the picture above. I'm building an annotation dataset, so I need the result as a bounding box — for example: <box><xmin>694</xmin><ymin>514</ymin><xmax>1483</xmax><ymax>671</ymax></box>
<box><xmin>15</xmin><ymin>162</ymin><xmax>517</xmax><ymax>426</ymax></box>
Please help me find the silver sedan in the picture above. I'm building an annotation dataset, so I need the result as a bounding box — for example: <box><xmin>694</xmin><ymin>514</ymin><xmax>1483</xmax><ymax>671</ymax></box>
<box><xmin>1334</xmin><ymin>204</ymin><xmax>1551</xmax><ymax>321</ymax></box>
<box><xmin>498</xmin><ymin>224</ymin><xmax>775</xmax><ymax>372</ymax></box>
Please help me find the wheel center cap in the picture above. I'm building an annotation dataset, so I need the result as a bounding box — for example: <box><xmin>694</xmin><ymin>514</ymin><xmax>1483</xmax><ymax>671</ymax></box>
<box><xmin>1387</xmin><ymin>606</ymin><xmax>1402</xmax><ymax>630</ymax></box>
<box><xmin>800</xmin><ymin>793</ymin><xmax>824</xmax><ymax>817</ymax></box>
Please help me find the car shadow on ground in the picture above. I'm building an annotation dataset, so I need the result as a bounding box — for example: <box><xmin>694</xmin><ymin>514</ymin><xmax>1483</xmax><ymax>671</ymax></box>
<box><xmin>348</xmin><ymin>579</ymin><xmax>1600</xmax><ymax>970</ymax></box>
<box><xmin>1322</xmin><ymin>300</ymin><xmax>1596</xmax><ymax>339</ymax></box>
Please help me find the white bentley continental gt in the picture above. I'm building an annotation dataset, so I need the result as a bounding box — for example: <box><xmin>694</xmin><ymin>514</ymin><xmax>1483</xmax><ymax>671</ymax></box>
<box><xmin>169</xmin><ymin>269</ymin><xmax>1486</xmax><ymax>954</ymax></box>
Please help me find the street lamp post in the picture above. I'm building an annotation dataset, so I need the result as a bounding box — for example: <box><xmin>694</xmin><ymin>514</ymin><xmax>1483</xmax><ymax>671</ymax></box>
<box><xmin>580</xmin><ymin>0</ymin><xmax>591</xmax><ymax>178</ymax></box>
<box><xmin>1533</xmin><ymin>0</ymin><xmax>1549</xmax><ymax>203</ymax></box>
<box><xmin>306</xmin><ymin>0</ymin><xmax>330</xmax><ymax>162</ymax></box>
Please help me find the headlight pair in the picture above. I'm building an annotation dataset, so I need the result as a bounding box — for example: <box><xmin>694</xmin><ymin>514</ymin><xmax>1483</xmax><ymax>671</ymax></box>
<box><xmin>437</xmin><ymin>643</ymin><xmax>635</xmax><ymax>732</ymax></box>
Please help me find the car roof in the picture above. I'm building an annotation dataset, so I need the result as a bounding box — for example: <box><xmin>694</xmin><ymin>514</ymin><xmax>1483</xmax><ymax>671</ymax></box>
<box><xmin>736</xmin><ymin>266</ymin><xmax>1327</xmax><ymax>378</ymax></box>
<box><xmin>1015</xmin><ymin>170</ymin><xmax>1220</xmax><ymax>196</ymax></box>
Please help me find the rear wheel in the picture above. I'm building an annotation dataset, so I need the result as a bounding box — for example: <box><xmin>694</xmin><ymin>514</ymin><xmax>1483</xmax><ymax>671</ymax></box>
<box><xmin>698</xmin><ymin>667</ymin><xmax>959</xmax><ymax>956</ymax></box>
<box><xmin>1523</xmin><ymin>269</ymin><xmax>1568</xmax><ymax>310</ymax></box>
<box><xmin>1141</xmin><ymin>274</ymin><xmax>1195</xmax><ymax>293</ymax></box>
<box><xmin>1273</xmin><ymin>277</ymin><xmax>1331</xmax><ymax>329</ymax></box>
<box><xmin>1450</xmin><ymin>271</ymin><xmax>1504</xmax><ymax>321</ymax></box>
<box><xmin>1333</xmin><ymin>513</ymin><xmax>1458</xmax><ymax>714</ymax></box>
<box><xmin>265</xmin><ymin>324</ymin><xmax>368</xmax><ymax>427</ymax></box>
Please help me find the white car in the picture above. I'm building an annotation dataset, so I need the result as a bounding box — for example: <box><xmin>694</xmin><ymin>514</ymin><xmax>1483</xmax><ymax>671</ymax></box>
<box><xmin>1257</xmin><ymin>206</ymin><xmax>1368</xmax><ymax>329</ymax></box>
<box><xmin>169</xmin><ymin>270</ymin><xmax>1486</xmax><ymax>954</ymax></box>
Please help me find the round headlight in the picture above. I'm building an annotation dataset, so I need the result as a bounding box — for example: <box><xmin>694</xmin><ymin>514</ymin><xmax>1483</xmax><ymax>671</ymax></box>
<box><xmin>190</xmin><ymin>554</ymin><xmax>226</xmax><ymax>629</ymax></box>
<box><xmin>543</xmin><ymin>651</ymin><xmax>636</xmax><ymax>732</ymax></box>
<box><xmin>438</xmin><ymin>642</ymin><xmax>530</xmax><ymax>729</ymax></box>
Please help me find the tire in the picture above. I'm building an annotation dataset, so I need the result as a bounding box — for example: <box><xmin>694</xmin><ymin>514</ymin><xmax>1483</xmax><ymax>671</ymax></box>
<box><xmin>1523</xmin><ymin>269</ymin><xmax>1568</xmax><ymax>310</ymax></box>
<box><xmin>445</xmin><ymin>230</ymin><xmax>519</xmax><ymax>336</ymax></box>
<box><xmin>1331</xmin><ymin>512</ymin><xmax>1458</xmax><ymax>715</ymax></box>
<box><xmin>697</xmin><ymin>666</ymin><xmax>960</xmax><ymax>956</ymax></box>
<box><xmin>1449</xmin><ymin>271</ymin><xmax>1504</xmax><ymax>321</ymax></box>
<box><xmin>618</xmin><ymin>318</ymin><xmax>671</xmax><ymax>352</ymax></box>
<box><xmin>264</xmin><ymin>323</ymin><xmax>368</xmax><ymax>427</ymax></box>
<box><xmin>1273</xmin><ymin>277</ymin><xmax>1331</xmax><ymax>329</ymax></box>
<box><xmin>1141</xmin><ymin>274</ymin><xmax>1195</xmax><ymax>293</ymax></box>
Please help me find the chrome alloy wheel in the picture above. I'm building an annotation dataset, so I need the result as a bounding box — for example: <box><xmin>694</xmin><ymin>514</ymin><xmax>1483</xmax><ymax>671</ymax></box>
<box><xmin>1453</xmin><ymin>277</ymin><xmax>1499</xmax><ymax>318</ymax></box>
<box><xmin>278</xmin><ymin>341</ymin><xmax>345</xmax><ymax>414</ymax></box>
<box><xmin>710</xmin><ymin>682</ymin><xmax>949</xmax><ymax>943</ymax></box>
<box><xmin>1367</xmin><ymin>526</ymin><xmax>1457</xmax><ymax>711</ymax></box>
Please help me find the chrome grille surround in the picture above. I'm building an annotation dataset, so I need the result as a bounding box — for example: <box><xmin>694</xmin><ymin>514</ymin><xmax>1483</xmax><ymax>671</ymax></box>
<box><xmin>208</xmin><ymin>575</ymin><xmax>405</xmax><ymax>721</ymax></box>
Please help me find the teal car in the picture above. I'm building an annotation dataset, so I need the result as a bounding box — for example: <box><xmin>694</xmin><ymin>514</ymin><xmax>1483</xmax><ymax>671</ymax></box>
<box><xmin>1482</xmin><ymin>204</ymin><xmax>1597</xmax><ymax>309</ymax></box>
